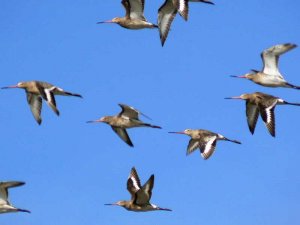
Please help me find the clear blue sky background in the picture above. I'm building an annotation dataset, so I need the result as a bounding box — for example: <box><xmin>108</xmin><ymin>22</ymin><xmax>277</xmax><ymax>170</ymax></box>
<box><xmin>1</xmin><ymin>0</ymin><xmax>299</xmax><ymax>224</ymax></box>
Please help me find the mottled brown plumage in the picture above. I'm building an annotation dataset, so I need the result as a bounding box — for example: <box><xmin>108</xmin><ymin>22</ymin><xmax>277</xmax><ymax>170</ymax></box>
<box><xmin>226</xmin><ymin>92</ymin><xmax>300</xmax><ymax>137</ymax></box>
<box><xmin>97</xmin><ymin>0</ymin><xmax>157</xmax><ymax>29</ymax></box>
<box><xmin>105</xmin><ymin>167</ymin><xmax>171</xmax><ymax>212</ymax></box>
<box><xmin>87</xmin><ymin>104</ymin><xmax>161</xmax><ymax>147</ymax></box>
<box><xmin>2</xmin><ymin>81</ymin><xmax>82</xmax><ymax>124</ymax></box>
<box><xmin>169</xmin><ymin>129</ymin><xmax>241</xmax><ymax>159</ymax></box>
<box><xmin>158</xmin><ymin>0</ymin><xmax>214</xmax><ymax>46</ymax></box>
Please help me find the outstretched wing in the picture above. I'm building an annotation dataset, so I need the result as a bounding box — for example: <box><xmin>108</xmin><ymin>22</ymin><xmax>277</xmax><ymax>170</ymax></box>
<box><xmin>258</xmin><ymin>100</ymin><xmax>277</xmax><ymax>137</ymax></box>
<box><xmin>111</xmin><ymin>126</ymin><xmax>134</xmax><ymax>147</ymax></box>
<box><xmin>26</xmin><ymin>92</ymin><xmax>42</xmax><ymax>125</ymax></box>
<box><xmin>177</xmin><ymin>0</ymin><xmax>189</xmax><ymax>21</ymax></box>
<box><xmin>127</xmin><ymin>167</ymin><xmax>141</xmax><ymax>200</ymax></box>
<box><xmin>123</xmin><ymin>0</ymin><xmax>146</xmax><ymax>20</ymax></box>
<box><xmin>44</xmin><ymin>88</ymin><xmax>60</xmax><ymax>116</ymax></box>
<box><xmin>246</xmin><ymin>101</ymin><xmax>259</xmax><ymax>134</ymax></box>
<box><xmin>199</xmin><ymin>135</ymin><xmax>217</xmax><ymax>160</ymax></box>
<box><xmin>158</xmin><ymin>0</ymin><xmax>177</xmax><ymax>46</ymax></box>
<box><xmin>135</xmin><ymin>174</ymin><xmax>154</xmax><ymax>205</ymax></box>
<box><xmin>0</xmin><ymin>181</ymin><xmax>25</xmax><ymax>205</ymax></box>
<box><xmin>261</xmin><ymin>43</ymin><xmax>297</xmax><ymax>77</ymax></box>
<box><xmin>118</xmin><ymin>103</ymin><xmax>151</xmax><ymax>120</ymax></box>
<box><xmin>186</xmin><ymin>139</ymin><xmax>200</xmax><ymax>155</ymax></box>
<box><xmin>121</xmin><ymin>0</ymin><xmax>131</xmax><ymax>18</ymax></box>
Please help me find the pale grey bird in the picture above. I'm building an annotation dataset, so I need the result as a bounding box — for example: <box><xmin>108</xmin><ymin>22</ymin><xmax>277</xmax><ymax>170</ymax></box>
<box><xmin>231</xmin><ymin>43</ymin><xmax>300</xmax><ymax>89</ymax></box>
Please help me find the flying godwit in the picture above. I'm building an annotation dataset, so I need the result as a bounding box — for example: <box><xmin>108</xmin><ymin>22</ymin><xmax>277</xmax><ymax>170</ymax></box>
<box><xmin>0</xmin><ymin>181</ymin><xmax>30</xmax><ymax>214</ymax></box>
<box><xmin>225</xmin><ymin>92</ymin><xmax>300</xmax><ymax>137</ymax></box>
<box><xmin>97</xmin><ymin>0</ymin><xmax>157</xmax><ymax>29</ymax></box>
<box><xmin>158</xmin><ymin>0</ymin><xmax>214</xmax><ymax>46</ymax></box>
<box><xmin>105</xmin><ymin>167</ymin><xmax>172</xmax><ymax>212</ymax></box>
<box><xmin>87</xmin><ymin>104</ymin><xmax>161</xmax><ymax>147</ymax></box>
<box><xmin>231</xmin><ymin>43</ymin><xmax>300</xmax><ymax>89</ymax></box>
<box><xmin>169</xmin><ymin>129</ymin><xmax>241</xmax><ymax>159</ymax></box>
<box><xmin>2</xmin><ymin>81</ymin><xmax>82</xmax><ymax>125</ymax></box>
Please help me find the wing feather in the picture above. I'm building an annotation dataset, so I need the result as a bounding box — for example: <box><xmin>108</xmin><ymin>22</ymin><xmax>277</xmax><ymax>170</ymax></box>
<box><xmin>111</xmin><ymin>126</ymin><xmax>134</xmax><ymax>147</ymax></box>
<box><xmin>26</xmin><ymin>92</ymin><xmax>42</xmax><ymax>125</ymax></box>
<box><xmin>127</xmin><ymin>167</ymin><xmax>141</xmax><ymax>200</ymax></box>
<box><xmin>261</xmin><ymin>43</ymin><xmax>297</xmax><ymax>77</ymax></box>
<box><xmin>246</xmin><ymin>101</ymin><xmax>259</xmax><ymax>134</ymax></box>
<box><xmin>158</xmin><ymin>0</ymin><xmax>177</xmax><ymax>46</ymax></box>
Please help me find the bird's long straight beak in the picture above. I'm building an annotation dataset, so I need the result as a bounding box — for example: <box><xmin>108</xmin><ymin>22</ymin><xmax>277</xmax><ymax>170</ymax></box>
<box><xmin>104</xmin><ymin>203</ymin><xmax>117</xmax><ymax>206</ymax></box>
<box><xmin>86</xmin><ymin>119</ymin><xmax>102</xmax><ymax>123</ymax></box>
<box><xmin>230</xmin><ymin>75</ymin><xmax>247</xmax><ymax>78</ymax></box>
<box><xmin>18</xmin><ymin>208</ymin><xmax>31</xmax><ymax>213</ymax></box>
<box><xmin>1</xmin><ymin>85</ymin><xmax>18</xmax><ymax>89</ymax></box>
<box><xmin>224</xmin><ymin>96</ymin><xmax>242</xmax><ymax>100</ymax></box>
<box><xmin>158</xmin><ymin>207</ymin><xmax>172</xmax><ymax>211</ymax></box>
<box><xmin>97</xmin><ymin>20</ymin><xmax>114</xmax><ymax>24</ymax></box>
<box><xmin>168</xmin><ymin>131</ymin><xmax>185</xmax><ymax>134</ymax></box>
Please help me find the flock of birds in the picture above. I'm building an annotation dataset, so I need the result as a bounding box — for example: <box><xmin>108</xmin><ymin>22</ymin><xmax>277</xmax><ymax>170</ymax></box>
<box><xmin>1</xmin><ymin>0</ymin><xmax>299</xmax><ymax>215</ymax></box>
<box><xmin>98</xmin><ymin>0</ymin><xmax>214</xmax><ymax>46</ymax></box>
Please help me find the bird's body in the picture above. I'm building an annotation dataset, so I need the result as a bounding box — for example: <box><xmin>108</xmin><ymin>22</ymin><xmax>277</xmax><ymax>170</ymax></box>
<box><xmin>0</xmin><ymin>181</ymin><xmax>30</xmax><ymax>214</ymax></box>
<box><xmin>105</xmin><ymin>167</ymin><xmax>171</xmax><ymax>212</ymax></box>
<box><xmin>158</xmin><ymin>0</ymin><xmax>214</xmax><ymax>46</ymax></box>
<box><xmin>87</xmin><ymin>104</ymin><xmax>161</xmax><ymax>147</ymax></box>
<box><xmin>169</xmin><ymin>129</ymin><xmax>241</xmax><ymax>159</ymax></box>
<box><xmin>232</xmin><ymin>43</ymin><xmax>299</xmax><ymax>89</ymax></box>
<box><xmin>98</xmin><ymin>0</ymin><xmax>157</xmax><ymax>30</ymax></box>
<box><xmin>2</xmin><ymin>81</ymin><xmax>82</xmax><ymax>124</ymax></box>
<box><xmin>226</xmin><ymin>92</ymin><xmax>300</xmax><ymax>137</ymax></box>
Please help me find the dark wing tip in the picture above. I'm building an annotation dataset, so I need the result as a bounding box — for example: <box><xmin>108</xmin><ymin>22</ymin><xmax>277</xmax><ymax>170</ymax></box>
<box><xmin>127</xmin><ymin>141</ymin><xmax>134</xmax><ymax>147</ymax></box>
<box><xmin>19</xmin><ymin>181</ymin><xmax>26</xmax><ymax>186</ymax></box>
<box><xmin>150</xmin><ymin>174</ymin><xmax>154</xmax><ymax>181</ymax></box>
<box><xmin>249</xmin><ymin>127</ymin><xmax>255</xmax><ymax>134</ymax></box>
<box><xmin>206</xmin><ymin>1</ymin><xmax>215</xmax><ymax>5</ymax></box>
<box><xmin>234</xmin><ymin>140</ymin><xmax>242</xmax><ymax>144</ymax></box>
<box><xmin>270</xmin><ymin>129</ymin><xmax>276</xmax><ymax>137</ymax></box>
<box><xmin>75</xmin><ymin>94</ymin><xmax>83</xmax><ymax>98</ymax></box>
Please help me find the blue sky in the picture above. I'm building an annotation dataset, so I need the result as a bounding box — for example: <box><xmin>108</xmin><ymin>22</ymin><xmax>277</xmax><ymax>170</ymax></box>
<box><xmin>0</xmin><ymin>0</ymin><xmax>299</xmax><ymax>224</ymax></box>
